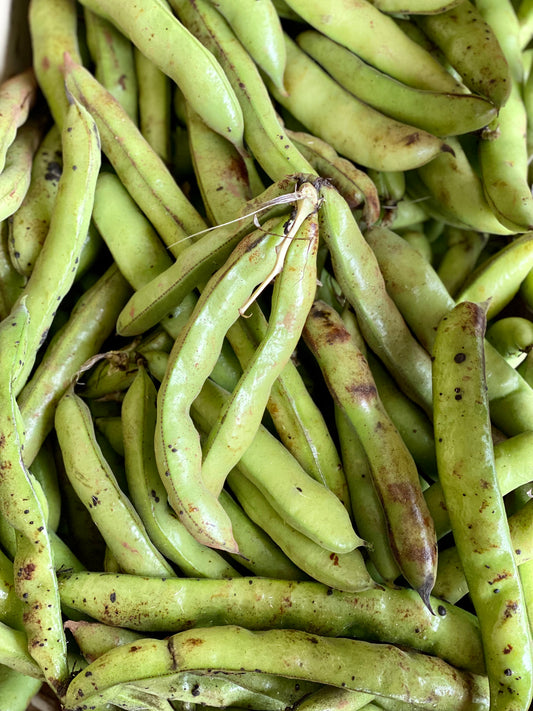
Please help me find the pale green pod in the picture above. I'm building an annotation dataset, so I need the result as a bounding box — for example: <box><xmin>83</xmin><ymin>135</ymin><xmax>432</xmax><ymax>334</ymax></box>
<box><xmin>283</xmin><ymin>0</ymin><xmax>463</xmax><ymax>92</ymax></box>
<box><xmin>76</xmin><ymin>0</ymin><xmax>245</xmax><ymax>150</ymax></box>
<box><xmin>135</xmin><ymin>48</ymin><xmax>172</xmax><ymax>163</ymax></box>
<box><xmin>84</xmin><ymin>8</ymin><xmax>138</xmax><ymax>122</ymax></box>
<box><xmin>28</xmin><ymin>0</ymin><xmax>81</xmax><ymax>129</ymax></box>
<box><xmin>297</xmin><ymin>30</ymin><xmax>497</xmax><ymax>137</ymax></box>
<box><xmin>417</xmin><ymin>0</ymin><xmax>512</xmax><ymax>107</ymax></box>
<box><xmin>9</xmin><ymin>125</ymin><xmax>62</xmax><ymax>278</ymax></box>
<box><xmin>206</xmin><ymin>0</ymin><xmax>287</xmax><ymax>94</ymax></box>
<box><xmin>0</xmin><ymin>119</ymin><xmax>42</xmax><ymax>223</ymax></box>
<box><xmin>271</xmin><ymin>35</ymin><xmax>448</xmax><ymax>173</ymax></box>
<box><xmin>0</xmin><ymin>68</ymin><xmax>37</xmax><ymax>173</ymax></box>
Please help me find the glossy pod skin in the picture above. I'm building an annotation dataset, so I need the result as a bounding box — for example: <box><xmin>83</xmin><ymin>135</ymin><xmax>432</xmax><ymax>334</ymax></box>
<box><xmin>433</xmin><ymin>301</ymin><xmax>533</xmax><ymax>711</ymax></box>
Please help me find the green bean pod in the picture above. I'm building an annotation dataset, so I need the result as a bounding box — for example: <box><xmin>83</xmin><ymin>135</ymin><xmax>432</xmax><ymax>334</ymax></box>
<box><xmin>28</xmin><ymin>0</ymin><xmax>81</xmax><ymax>129</ymax></box>
<box><xmin>8</xmin><ymin>125</ymin><xmax>62</xmax><ymax>278</ymax></box>
<box><xmin>318</xmin><ymin>181</ymin><xmax>433</xmax><ymax>415</ymax></box>
<box><xmin>156</xmin><ymin>220</ymin><xmax>288</xmax><ymax>552</ymax></box>
<box><xmin>122</xmin><ymin>365</ymin><xmax>239</xmax><ymax>579</ymax></box>
<box><xmin>18</xmin><ymin>264</ymin><xmax>132</xmax><ymax>467</ymax></box>
<box><xmin>303</xmin><ymin>300</ymin><xmax>437</xmax><ymax>606</ymax></box>
<box><xmin>63</xmin><ymin>56</ymin><xmax>207</xmax><ymax>256</ymax></box>
<box><xmin>433</xmin><ymin>300</ymin><xmax>533</xmax><ymax>711</ymax></box>
<box><xmin>192</xmin><ymin>379</ymin><xmax>360</xmax><ymax>554</ymax></box>
<box><xmin>0</xmin><ymin>301</ymin><xmax>69</xmax><ymax>698</ymax></box>
<box><xmin>55</xmin><ymin>384</ymin><xmax>175</xmax><ymax>578</ymax></box>
<box><xmin>0</xmin><ymin>68</ymin><xmax>37</xmax><ymax>173</ymax></box>
<box><xmin>64</xmin><ymin>626</ymin><xmax>489</xmax><ymax>711</ymax></box>
<box><xmin>76</xmin><ymin>0</ymin><xmax>244</xmax><ymax>151</ymax></box>
<box><xmin>200</xmin><ymin>182</ymin><xmax>320</xmax><ymax>494</ymax></box>
<box><xmin>227</xmin><ymin>470</ymin><xmax>371</xmax><ymax>591</ymax></box>
<box><xmin>0</xmin><ymin>222</ymin><xmax>25</xmax><ymax>320</ymax></box>
<box><xmin>84</xmin><ymin>8</ymin><xmax>138</xmax><ymax>122</ymax></box>
<box><xmin>135</xmin><ymin>49</ymin><xmax>171</xmax><ymax>163</ymax></box>
<box><xmin>9</xmin><ymin>97</ymin><xmax>101</xmax><ymax>393</ymax></box>
<box><xmin>0</xmin><ymin>119</ymin><xmax>43</xmax><ymax>223</ymax></box>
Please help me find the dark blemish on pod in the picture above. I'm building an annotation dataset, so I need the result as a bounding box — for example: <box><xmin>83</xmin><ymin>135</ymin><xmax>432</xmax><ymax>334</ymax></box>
<box><xmin>503</xmin><ymin>644</ymin><xmax>513</xmax><ymax>654</ymax></box>
<box><xmin>504</xmin><ymin>668</ymin><xmax>512</xmax><ymax>676</ymax></box>
<box><xmin>437</xmin><ymin>605</ymin><xmax>447</xmax><ymax>616</ymax></box>
<box><xmin>110</xmin><ymin>592</ymin><xmax>116</xmax><ymax>603</ymax></box>
<box><xmin>454</xmin><ymin>353</ymin><xmax>466</xmax><ymax>363</ymax></box>
<box><xmin>191</xmin><ymin>684</ymin><xmax>201</xmax><ymax>697</ymax></box>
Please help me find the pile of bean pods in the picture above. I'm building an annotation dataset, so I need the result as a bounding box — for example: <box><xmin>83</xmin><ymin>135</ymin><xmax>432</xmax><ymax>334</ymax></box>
<box><xmin>1</xmin><ymin>0</ymin><xmax>533</xmax><ymax>709</ymax></box>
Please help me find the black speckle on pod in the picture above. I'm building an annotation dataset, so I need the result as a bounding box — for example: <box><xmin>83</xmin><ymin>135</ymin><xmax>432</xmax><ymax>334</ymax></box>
<box><xmin>454</xmin><ymin>353</ymin><xmax>466</xmax><ymax>363</ymax></box>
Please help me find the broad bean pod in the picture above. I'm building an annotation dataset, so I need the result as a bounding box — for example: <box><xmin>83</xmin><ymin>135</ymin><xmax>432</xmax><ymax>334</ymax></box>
<box><xmin>155</xmin><ymin>219</ymin><xmax>289</xmax><ymax>552</ymax></box>
<box><xmin>64</xmin><ymin>626</ymin><xmax>489</xmax><ymax>711</ymax></box>
<box><xmin>9</xmin><ymin>97</ymin><xmax>101</xmax><ymax>393</ymax></box>
<box><xmin>63</xmin><ymin>56</ymin><xmax>206</xmax><ymax>256</ymax></box>
<box><xmin>135</xmin><ymin>49</ymin><xmax>171</xmax><ymax>163</ymax></box>
<box><xmin>122</xmin><ymin>365</ymin><xmax>239</xmax><ymax>579</ymax></box>
<box><xmin>0</xmin><ymin>302</ymin><xmax>68</xmax><ymax>697</ymax></box>
<box><xmin>200</xmin><ymin>181</ymin><xmax>320</xmax><ymax>495</ymax></box>
<box><xmin>18</xmin><ymin>264</ymin><xmax>132</xmax><ymax>467</ymax></box>
<box><xmin>226</xmin><ymin>469</ymin><xmax>370</xmax><ymax>591</ymax></box>
<box><xmin>365</xmin><ymin>224</ymin><xmax>533</xmax><ymax>435</ymax></box>
<box><xmin>56</xmin><ymin>571</ymin><xmax>484</xmax><ymax>673</ymax></box>
<box><xmin>55</xmin><ymin>384</ymin><xmax>175</xmax><ymax>578</ymax></box>
<box><xmin>303</xmin><ymin>300</ymin><xmax>437</xmax><ymax>606</ymax></box>
<box><xmin>75</xmin><ymin>0</ymin><xmax>244</xmax><ymax>150</ymax></box>
<box><xmin>84</xmin><ymin>8</ymin><xmax>138</xmax><ymax>122</ymax></box>
<box><xmin>433</xmin><ymin>300</ymin><xmax>533</xmax><ymax>711</ymax></box>
<box><xmin>0</xmin><ymin>68</ymin><xmax>37</xmax><ymax>173</ymax></box>
<box><xmin>317</xmin><ymin>181</ymin><xmax>434</xmax><ymax>415</ymax></box>
<box><xmin>0</xmin><ymin>118</ymin><xmax>43</xmax><ymax>223</ymax></box>
<box><xmin>9</xmin><ymin>125</ymin><xmax>62</xmax><ymax>277</ymax></box>
<box><xmin>192</xmin><ymin>379</ymin><xmax>360</xmax><ymax>554</ymax></box>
